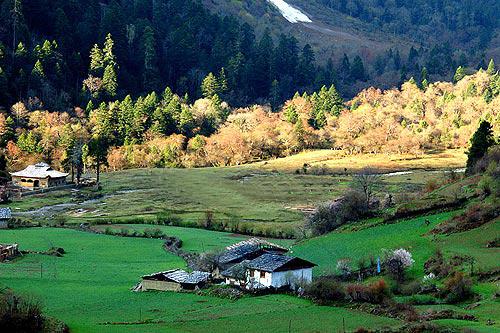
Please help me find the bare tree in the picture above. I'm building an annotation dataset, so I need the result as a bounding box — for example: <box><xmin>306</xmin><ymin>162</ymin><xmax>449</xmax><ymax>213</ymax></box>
<box><xmin>352</xmin><ymin>167</ymin><xmax>381</xmax><ymax>207</ymax></box>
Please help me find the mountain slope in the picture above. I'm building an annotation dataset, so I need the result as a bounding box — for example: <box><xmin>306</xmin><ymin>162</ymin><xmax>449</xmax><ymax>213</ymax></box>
<box><xmin>202</xmin><ymin>0</ymin><xmax>499</xmax><ymax>93</ymax></box>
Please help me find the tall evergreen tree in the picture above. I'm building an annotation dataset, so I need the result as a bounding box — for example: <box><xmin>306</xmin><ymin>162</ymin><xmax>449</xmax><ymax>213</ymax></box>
<box><xmin>454</xmin><ymin>66</ymin><xmax>466</xmax><ymax>83</ymax></box>
<box><xmin>102</xmin><ymin>64</ymin><xmax>117</xmax><ymax>97</ymax></box>
<box><xmin>201</xmin><ymin>72</ymin><xmax>219</xmax><ymax>98</ymax></box>
<box><xmin>466</xmin><ymin>120</ymin><xmax>495</xmax><ymax>174</ymax></box>
<box><xmin>351</xmin><ymin>55</ymin><xmax>366</xmax><ymax>81</ymax></box>
<box><xmin>487</xmin><ymin>59</ymin><xmax>496</xmax><ymax>75</ymax></box>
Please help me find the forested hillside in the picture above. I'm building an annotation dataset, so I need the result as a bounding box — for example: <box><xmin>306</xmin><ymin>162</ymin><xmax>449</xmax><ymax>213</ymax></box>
<box><xmin>0</xmin><ymin>0</ymin><xmax>498</xmax><ymax>177</ymax></box>
<box><xmin>0</xmin><ymin>0</ymin><xmax>338</xmax><ymax>110</ymax></box>
<box><xmin>3</xmin><ymin>65</ymin><xmax>499</xmax><ymax>173</ymax></box>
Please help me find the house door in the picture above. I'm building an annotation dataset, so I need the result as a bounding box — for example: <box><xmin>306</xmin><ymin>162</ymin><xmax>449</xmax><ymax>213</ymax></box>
<box><xmin>33</xmin><ymin>180</ymin><xmax>39</xmax><ymax>188</ymax></box>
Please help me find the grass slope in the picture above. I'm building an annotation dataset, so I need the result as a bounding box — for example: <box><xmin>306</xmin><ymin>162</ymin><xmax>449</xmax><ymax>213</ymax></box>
<box><xmin>0</xmin><ymin>228</ymin><xmax>398</xmax><ymax>333</ymax></box>
<box><xmin>293</xmin><ymin>211</ymin><xmax>500</xmax><ymax>331</ymax></box>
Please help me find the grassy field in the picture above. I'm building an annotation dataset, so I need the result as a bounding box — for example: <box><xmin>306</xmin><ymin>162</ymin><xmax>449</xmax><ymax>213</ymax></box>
<box><xmin>0</xmin><ymin>213</ymin><xmax>498</xmax><ymax>332</ymax></box>
<box><xmin>251</xmin><ymin>149</ymin><xmax>466</xmax><ymax>173</ymax></box>
<box><xmin>0</xmin><ymin>228</ymin><xmax>399</xmax><ymax>333</ymax></box>
<box><xmin>5</xmin><ymin>150</ymin><xmax>463</xmax><ymax>237</ymax></box>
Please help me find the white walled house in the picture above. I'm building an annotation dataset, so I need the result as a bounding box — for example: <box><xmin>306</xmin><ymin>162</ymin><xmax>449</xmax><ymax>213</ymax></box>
<box><xmin>222</xmin><ymin>253</ymin><xmax>316</xmax><ymax>290</ymax></box>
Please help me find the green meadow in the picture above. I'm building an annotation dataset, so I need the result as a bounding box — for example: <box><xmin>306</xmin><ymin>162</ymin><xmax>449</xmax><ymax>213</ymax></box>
<box><xmin>6</xmin><ymin>161</ymin><xmax>452</xmax><ymax>238</ymax></box>
<box><xmin>0</xmin><ymin>228</ymin><xmax>398</xmax><ymax>333</ymax></box>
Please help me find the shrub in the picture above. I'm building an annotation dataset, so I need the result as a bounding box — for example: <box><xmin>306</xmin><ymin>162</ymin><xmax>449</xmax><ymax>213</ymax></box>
<box><xmin>432</xmin><ymin>202</ymin><xmax>499</xmax><ymax>234</ymax></box>
<box><xmin>405</xmin><ymin>294</ymin><xmax>438</xmax><ymax>305</ymax></box>
<box><xmin>442</xmin><ymin>272</ymin><xmax>472</xmax><ymax>303</ymax></box>
<box><xmin>306</xmin><ymin>278</ymin><xmax>345</xmax><ymax>305</ymax></box>
<box><xmin>104</xmin><ymin>227</ymin><xmax>114</xmax><ymax>235</ymax></box>
<box><xmin>336</xmin><ymin>258</ymin><xmax>352</xmax><ymax>279</ymax></box>
<box><xmin>118</xmin><ymin>227</ymin><xmax>129</xmax><ymax>236</ymax></box>
<box><xmin>345</xmin><ymin>279</ymin><xmax>388</xmax><ymax>304</ymax></box>
<box><xmin>200</xmin><ymin>210</ymin><xmax>214</xmax><ymax>229</ymax></box>
<box><xmin>155</xmin><ymin>211</ymin><xmax>182</xmax><ymax>225</ymax></box>
<box><xmin>424</xmin><ymin>249</ymin><xmax>452</xmax><ymax>278</ymax></box>
<box><xmin>306</xmin><ymin>190</ymin><xmax>368</xmax><ymax>235</ymax></box>
<box><xmin>142</xmin><ymin>228</ymin><xmax>165</xmax><ymax>238</ymax></box>
<box><xmin>0</xmin><ymin>291</ymin><xmax>44</xmax><ymax>332</ymax></box>
<box><xmin>424</xmin><ymin>179</ymin><xmax>440</xmax><ymax>193</ymax></box>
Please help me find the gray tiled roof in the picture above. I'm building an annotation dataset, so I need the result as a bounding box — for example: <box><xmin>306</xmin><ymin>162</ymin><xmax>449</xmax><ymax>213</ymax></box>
<box><xmin>143</xmin><ymin>269</ymin><xmax>211</xmax><ymax>284</ymax></box>
<box><xmin>219</xmin><ymin>238</ymin><xmax>288</xmax><ymax>264</ymax></box>
<box><xmin>0</xmin><ymin>208</ymin><xmax>11</xmax><ymax>219</ymax></box>
<box><xmin>219</xmin><ymin>244</ymin><xmax>261</xmax><ymax>264</ymax></box>
<box><xmin>246</xmin><ymin>253</ymin><xmax>316</xmax><ymax>272</ymax></box>
<box><xmin>221</xmin><ymin>261</ymin><xmax>250</xmax><ymax>279</ymax></box>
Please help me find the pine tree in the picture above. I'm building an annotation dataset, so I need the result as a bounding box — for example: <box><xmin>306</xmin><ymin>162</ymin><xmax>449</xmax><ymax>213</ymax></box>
<box><xmin>284</xmin><ymin>105</ymin><xmax>298</xmax><ymax>124</ymax></box>
<box><xmin>178</xmin><ymin>105</ymin><xmax>194</xmax><ymax>136</ymax></box>
<box><xmin>32</xmin><ymin>59</ymin><xmax>45</xmax><ymax>78</ymax></box>
<box><xmin>1</xmin><ymin>116</ymin><xmax>16</xmax><ymax>146</ymax></box>
<box><xmin>86</xmin><ymin>100</ymin><xmax>94</xmax><ymax>114</ymax></box>
<box><xmin>487</xmin><ymin>59</ymin><xmax>496</xmax><ymax>75</ymax></box>
<box><xmin>466</xmin><ymin>121</ymin><xmax>495</xmax><ymax>174</ymax></box>
<box><xmin>90</xmin><ymin>44</ymin><xmax>104</xmax><ymax>74</ymax></box>
<box><xmin>328</xmin><ymin>84</ymin><xmax>343</xmax><ymax>116</ymax></box>
<box><xmin>421</xmin><ymin>79</ymin><xmax>429</xmax><ymax>90</ymax></box>
<box><xmin>270</xmin><ymin>79</ymin><xmax>280</xmax><ymax>111</ymax></box>
<box><xmin>102</xmin><ymin>64</ymin><xmax>117</xmax><ymax>97</ymax></box>
<box><xmin>454</xmin><ymin>66</ymin><xmax>466</xmax><ymax>83</ymax></box>
<box><xmin>218</xmin><ymin>68</ymin><xmax>228</xmax><ymax>93</ymax></box>
<box><xmin>201</xmin><ymin>72</ymin><xmax>219</xmax><ymax>98</ymax></box>
<box><xmin>351</xmin><ymin>55</ymin><xmax>366</xmax><ymax>81</ymax></box>
<box><xmin>142</xmin><ymin>26</ymin><xmax>160</xmax><ymax>91</ymax></box>
<box><xmin>421</xmin><ymin>67</ymin><xmax>428</xmax><ymax>81</ymax></box>
<box><xmin>15</xmin><ymin>42</ymin><xmax>27</xmax><ymax>57</ymax></box>
<box><xmin>103</xmin><ymin>33</ymin><xmax>116</xmax><ymax>67</ymax></box>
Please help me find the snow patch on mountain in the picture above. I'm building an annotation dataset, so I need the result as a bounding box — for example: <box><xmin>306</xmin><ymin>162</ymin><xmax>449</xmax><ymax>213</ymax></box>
<box><xmin>267</xmin><ymin>0</ymin><xmax>312</xmax><ymax>23</ymax></box>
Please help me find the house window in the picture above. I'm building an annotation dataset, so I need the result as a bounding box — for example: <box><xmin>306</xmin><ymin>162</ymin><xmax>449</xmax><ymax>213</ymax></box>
<box><xmin>260</xmin><ymin>271</ymin><xmax>266</xmax><ymax>279</ymax></box>
<box><xmin>249</xmin><ymin>270</ymin><xmax>254</xmax><ymax>278</ymax></box>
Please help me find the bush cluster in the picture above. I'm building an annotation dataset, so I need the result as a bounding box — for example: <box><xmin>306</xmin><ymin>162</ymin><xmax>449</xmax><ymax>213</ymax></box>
<box><xmin>306</xmin><ymin>190</ymin><xmax>369</xmax><ymax>236</ymax></box>
<box><xmin>442</xmin><ymin>272</ymin><xmax>473</xmax><ymax>303</ymax></box>
<box><xmin>0</xmin><ymin>290</ymin><xmax>68</xmax><ymax>333</ymax></box>
<box><xmin>306</xmin><ymin>278</ymin><xmax>389</xmax><ymax>305</ymax></box>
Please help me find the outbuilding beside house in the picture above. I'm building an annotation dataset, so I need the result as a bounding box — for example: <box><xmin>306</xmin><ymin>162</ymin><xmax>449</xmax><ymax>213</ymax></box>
<box><xmin>137</xmin><ymin>269</ymin><xmax>211</xmax><ymax>291</ymax></box>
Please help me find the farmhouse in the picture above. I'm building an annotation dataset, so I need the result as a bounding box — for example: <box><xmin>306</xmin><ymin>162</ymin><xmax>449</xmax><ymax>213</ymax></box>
<box><xmin>10</xmin><ymin>162</ymin><xmax>68</xmax><ymax>189</ymax></box>
<box><xmin>217</xmin><ymin>238</ymin><xmax>316</xmax><ymax>290</ymax></box>
<box><xmin>222</xmin><ymin>253</ymin><xmax>316</xmax><ymax>289</ymax></box>
<box><xmin>0</xmin><ymin>207</ymin><xmax>11</xmax><ymax>229</ymax></box>
<box><xmin>216</xmin><ymin>238</ymin><xmax>288</xmax><ymax>274</ymax></box>
<box><xmin>138</xmin><ymin>269</ymin><xmax>211</xmax><ymax>291</ymax></box>
<box><xmin>0</xmin><ymin>243</ymin><xmax>19</xmax><ymax>261</ymax></box>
